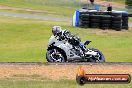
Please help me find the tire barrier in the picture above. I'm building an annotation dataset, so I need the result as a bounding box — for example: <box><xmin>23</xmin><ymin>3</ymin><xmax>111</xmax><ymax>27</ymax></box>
<box><xmin>73</xmin><ymin>10</ymin><xmax>129</xmax><ymax>31</ymax></box>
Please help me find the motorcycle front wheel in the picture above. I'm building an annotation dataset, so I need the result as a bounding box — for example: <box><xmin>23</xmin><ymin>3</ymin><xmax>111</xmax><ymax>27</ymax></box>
<box><xmin>88</xmin><ymin>48</ymin><xmax>105</xmax><ymax>62</ymax></box>
<box><xmin>46</xmin><ymin>48</ymin><xmax>66</xmax><ymax>62</ymax></box>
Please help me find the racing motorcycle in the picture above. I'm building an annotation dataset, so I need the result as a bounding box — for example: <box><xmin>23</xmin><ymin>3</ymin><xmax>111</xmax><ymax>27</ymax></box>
<box><xmin>46</xmin><ymin>30</ymin><xmax>105</xmax><ymax>62</ymax></box>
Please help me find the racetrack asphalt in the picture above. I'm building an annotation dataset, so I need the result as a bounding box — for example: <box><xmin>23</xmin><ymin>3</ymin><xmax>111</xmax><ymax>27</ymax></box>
<box><xmin>0</xmin><ymin>62</ymin><xmax>132</xmax><ymax>65</ymax></box>
<box><xmin>0</xmin><ymin>12</ymin><xmax>71</xmax><ymax>22</ymax></box>
<box><xmin>0</xmin><ymin>11</ymin><xmax>132</xmax><ymax>27</ymax></box>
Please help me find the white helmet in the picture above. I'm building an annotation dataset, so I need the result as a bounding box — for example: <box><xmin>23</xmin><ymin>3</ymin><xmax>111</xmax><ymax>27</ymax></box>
<box><xmin>52</xmin><ymin>26</ymin><xmax>62</xmax><ymax>36</ymax></box>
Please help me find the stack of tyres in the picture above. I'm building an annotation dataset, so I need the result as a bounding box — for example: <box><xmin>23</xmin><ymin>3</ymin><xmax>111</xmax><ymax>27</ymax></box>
<box><xmin>100</xmin><ymin>15</ymin><xmax>111</xmax><ymax>30</ymax></box>
<box><xmin>89</xmin><ymin>15</ymin><xmax>101</xmax><ymax>28</ymax></box>
<box><xmin>111</xmin><ymin>12</ymin><xmax>122</xmax><ymax>31</ymax></box>
<box><xmin>80</xmin><ymin>13</ymin><xmax>90</xmax><ymax>28</ymax></box>
<box><xmin>78</xmin><ymin>11</ymin><xmax>128</xmax><ymax>31</ymax></box>
<box><xmin>122</xmin><ymin>13</ymin><xmax>128</xmax><ymax>30</ymax></box>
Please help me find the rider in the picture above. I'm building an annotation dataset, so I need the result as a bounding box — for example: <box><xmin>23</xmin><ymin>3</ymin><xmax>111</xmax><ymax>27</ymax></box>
<box><xmin>51</xmin><ymin>26</ymin><xmax>70</xmax><ymax>40</ymax></box>
<box><xmin>52</xmin><ymin>26</ymin><xmax>62</xmax><ymax>36</ymax></box>
<box><xmin>48</xmin><ymin>26</ymin><xmax>66</xmax><ymax>46</ymax></box>
<box><xmin>51</xmin><ymin>26</ymin><xmax>85</xmax><ymax>49</ymax></box>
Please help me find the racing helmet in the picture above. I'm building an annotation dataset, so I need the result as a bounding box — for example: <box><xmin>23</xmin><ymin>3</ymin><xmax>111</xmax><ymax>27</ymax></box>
<box><xmin>52</xmin><ymin>26</ymin><xmax>62</xmax><ymax>36</ymax></box>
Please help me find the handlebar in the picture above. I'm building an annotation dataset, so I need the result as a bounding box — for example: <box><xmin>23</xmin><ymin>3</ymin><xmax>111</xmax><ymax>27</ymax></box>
<box><xmin>56</xmin><ymin>30</ymin><xmax>81</xmax><ymax>45</ymax></box>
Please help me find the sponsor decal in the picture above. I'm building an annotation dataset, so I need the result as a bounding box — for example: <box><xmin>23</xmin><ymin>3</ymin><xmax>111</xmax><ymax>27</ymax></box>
<box><xmin>76</xmin><ymin>66</ymin><xmax>131</xmax><ymax>85</ymax></box>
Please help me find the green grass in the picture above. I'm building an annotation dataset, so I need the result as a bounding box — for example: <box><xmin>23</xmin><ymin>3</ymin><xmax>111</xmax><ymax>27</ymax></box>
<box><xmin>0</xmin><ymin>9</ymin><xmax>69</xmax><ymax>18</ymax></box>
<box><xmin>0</xmin><ymin>0</ymin><xmax>130</xmax><ymax>18</ymax></box>
<box><xmin>0</xmin><ymin>16</ymin><xmax>69</xmax><ymax>62</ymax></box>
<box><xmin>0</xmin><ymin>16</ymin><xmax>132</xmax><ymax>62</ymax></box>
<box><xmin>129</xmin><ymin>18</ymin><xmax>132</xmax><ymax>22</ymax></box>
<box><xmin>0</xmin><ymin>79</ymin><xmax>131</xmax><ymax>88</ymax></box>
<box><xmin>0</xmin><ymin>0</ymin><xmax>79</xmax><ymax>18</ymax></box>
<box><xmin>104</xmin><ymin>0</ymin><xmax>125</xmax><ymax>4</ymax></box>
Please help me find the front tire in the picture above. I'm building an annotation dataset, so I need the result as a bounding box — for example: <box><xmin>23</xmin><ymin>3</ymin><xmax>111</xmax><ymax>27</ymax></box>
<box><xmin>46</xmin><ymin>48</ymin><xmax>66</xmax><ymax>62</ymax></box>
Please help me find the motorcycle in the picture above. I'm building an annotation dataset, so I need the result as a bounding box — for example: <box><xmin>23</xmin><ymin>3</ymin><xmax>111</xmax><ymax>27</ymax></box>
<box><xmin>46</xmin><ymin>30</ymin><xmax>105</xmax><ymax>62</ymax></box>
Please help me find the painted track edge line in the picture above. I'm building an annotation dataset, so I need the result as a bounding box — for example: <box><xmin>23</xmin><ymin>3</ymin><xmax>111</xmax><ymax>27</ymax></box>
<box><xmin>0</xmin><ymin>62</ymin><xmax>132</xmax><ymax>65</ymax></box>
